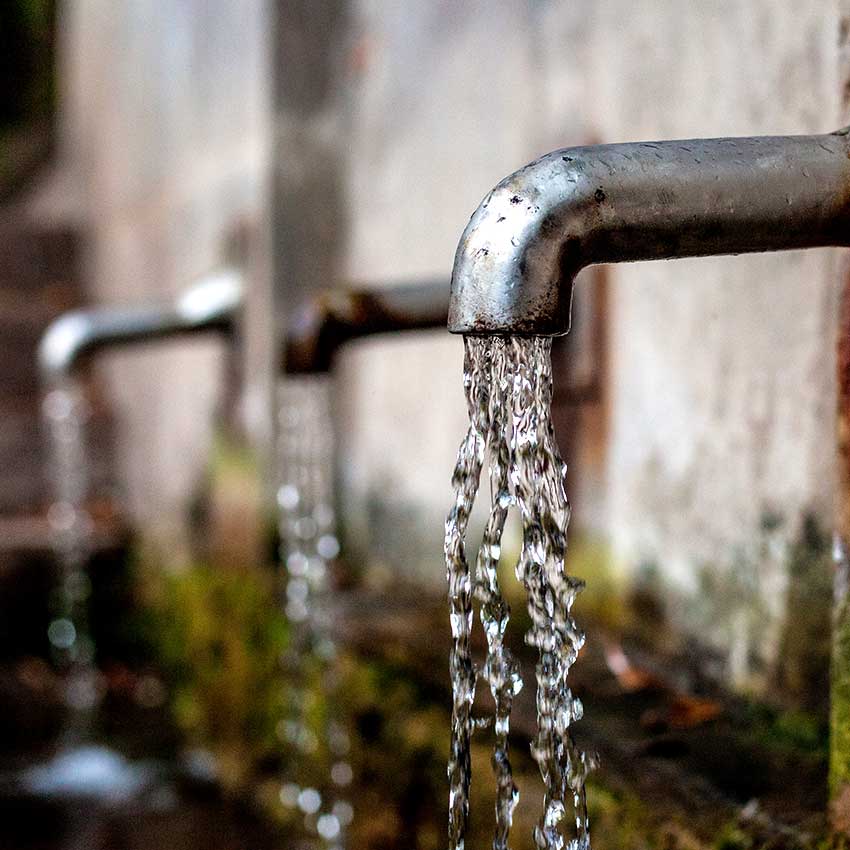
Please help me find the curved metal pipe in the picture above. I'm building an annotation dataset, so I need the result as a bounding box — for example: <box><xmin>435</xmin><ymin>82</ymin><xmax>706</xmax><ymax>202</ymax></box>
<box><xmin>38</xmin><ymin>267</ymin><xmax>243</xmax><ymax>384</ymax></box>
<box><xmin>449</xmin><ymin>129</ymin><xmax>850</xmax><ymax>335</ymax></box>
<box><xmin>284</xmin><ymin>278</ymin><xmax>450</xmax><ymax>374</ymax></box>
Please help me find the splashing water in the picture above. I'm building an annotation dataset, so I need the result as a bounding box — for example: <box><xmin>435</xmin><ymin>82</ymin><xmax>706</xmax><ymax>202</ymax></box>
<box><xmin>42</xmin><ymin>379</ymin><xmax>100</xmax><ymax>715</ymax></box>
<box><xmin>446</xmin><ymin>336</ymin><xmax>592</xmax><ymax>850</ymax></box>
<box><xmin>276</xmin><ymin>376</ymin><xmax>353</xmax><ymax>849</ymax></box>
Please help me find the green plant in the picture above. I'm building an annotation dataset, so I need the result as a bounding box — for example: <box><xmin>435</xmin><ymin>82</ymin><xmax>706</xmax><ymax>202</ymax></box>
<box><xmin>144</xmin><ymin>561</ymin><xmax>289</xmax><ymax>790</ymax></box>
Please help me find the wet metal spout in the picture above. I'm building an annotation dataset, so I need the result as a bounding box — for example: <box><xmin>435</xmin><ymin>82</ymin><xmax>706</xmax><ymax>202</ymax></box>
<box><xmin>449</xmin><ymin>129</ymin><xmax>850</xmax><ymax>335</ymax></box>
<box><xmin>38</xmin><ymin>267</ymin><xmax>243</xmax><ymax>384</ymax></box>
<box><xmin>284</xmin><ymin>278</ymin><xmax>449</xmax><ymax>374</ymax></box>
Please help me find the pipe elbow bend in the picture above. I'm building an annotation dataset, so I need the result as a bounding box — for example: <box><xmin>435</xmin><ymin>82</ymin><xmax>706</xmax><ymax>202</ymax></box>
<box><xmin>449</xmin><ymin>129</ymin><xmax>850</xmax><ymax>335</ymax></box>
<box><xmin>448</xmin><ymin>149</ymin><xmax>594</xmax><ymax>336</ymax></box>
<box><xmin>38</xmin><ymin>312</ymin><xmax>97</xmax><ymax>383</ymax></box>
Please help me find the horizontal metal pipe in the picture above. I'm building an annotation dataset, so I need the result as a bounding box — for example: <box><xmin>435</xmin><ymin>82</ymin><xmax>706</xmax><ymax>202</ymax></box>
<box><xmin>449</xmin><ymin>129</ymin><xmax>850</xmax><ymax>335</ymax></box>
<box><xmin>38</xmin><ymin>268</ymin><xmax>243</xmax><ymax>383</ymax></box>
<box><xmin>284</xmin><ymin>278</ymin><xmax>450</xmax><ymax>374</ymax></box>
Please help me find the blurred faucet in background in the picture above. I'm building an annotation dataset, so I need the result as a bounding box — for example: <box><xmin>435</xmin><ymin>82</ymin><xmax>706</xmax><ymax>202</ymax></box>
<box><xmin>38</xmin><ymin>267</ymin><xmax>244</xmax><ymax>404</ymax></box>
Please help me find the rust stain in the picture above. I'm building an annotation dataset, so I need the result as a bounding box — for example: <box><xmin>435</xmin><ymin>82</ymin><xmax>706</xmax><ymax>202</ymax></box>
<box><xmin>832</xmin><ymin>784</ymin><xmax>850</xmax><ymax>837</ymax></box>
<box><xmin>837</xmin><ymin>259</ymin><xmax>850</xmax><ymax>548</ymax></box>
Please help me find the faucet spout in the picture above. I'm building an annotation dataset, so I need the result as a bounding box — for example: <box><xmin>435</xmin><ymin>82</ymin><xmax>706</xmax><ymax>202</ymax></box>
<box><xmin>38</xmin><ymin>267</ymin><xmax>243</xmax><ymax>383</ymax></box>
<box><xmin>449</xmin><ymin>129</ymin><xmax>850</xmax><ymax>335</ymax></box>
<box><xmin>284</xmin><ymin>278</ymin><xmax>449</xmax><ymax>374</ymax></box>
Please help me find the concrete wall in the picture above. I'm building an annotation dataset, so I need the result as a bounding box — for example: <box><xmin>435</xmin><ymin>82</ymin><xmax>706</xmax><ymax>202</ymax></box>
<box><xmin>338</xmin><ymin>0</ymin><xmax>842</xmax><ymax>685</ymax></box>
<box><xmin>43</xmin><ymin>0</ymin><xmax>844</xmax><ymax>684</ymax></box>
<box><xmin>337</xmin><ymin>1</ymin><xmax>562</xmax><ymax>580</ymax></box>
<box><xmin>576</xmin><ymin>1</ymin><xmax>839</xmax><ymax>674</ymax></box>
<box><xmin>56</xmin><ymin>0</ymin><xmax>273</xmax><ymax>549</ymax></box>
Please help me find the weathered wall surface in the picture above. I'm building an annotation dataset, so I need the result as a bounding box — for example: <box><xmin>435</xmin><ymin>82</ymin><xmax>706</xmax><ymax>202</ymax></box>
<box><xmin>337</xmin><ymin>1</ymin><xmax>569</xmax><ymax>580</ymax></box>
<box><xmin>44</xmin><ymin>0</ymin><xmax>844</xmax><ymax>686</ymax></box>
<box><xmin>57</xmin><ymin>0</ymin><xmax>273</xmax><ymax>549</ymax></box>
<box><xmin>569</xmin><ymin>1</ymin><xmax>840</xmax><ymax>679</ymax></box>
<box><xmin>339</xmin><ymin>0</ymin><xmax>841</xmax><ymax>684</ymax></box>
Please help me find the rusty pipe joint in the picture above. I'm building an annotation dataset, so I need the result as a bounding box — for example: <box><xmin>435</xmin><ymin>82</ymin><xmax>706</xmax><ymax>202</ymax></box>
<box><xmin>284</xmin><ymin>279</ymin><xmax>450</xmax><ymax>374</ymax></box>
<box><xmin>449</xmin><ymin>129</ymin><xmax>850</xmax><ymax>335</ymax></box>
<box><xmin>38</xmin><ymin>267</ymin><xmax>244</xmax><ymax>384</ymax></box>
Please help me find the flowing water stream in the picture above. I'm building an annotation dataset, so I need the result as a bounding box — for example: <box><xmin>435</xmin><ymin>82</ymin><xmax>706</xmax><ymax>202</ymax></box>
<box><xmin>446</xmin><ymin>336</ymin><xmax>592</xmax><ymax>850</ymax></box>
<box><xmin>276</xmin><ymin>377</ymin><xmax>353</xmax><ymax>849</ymax></box>
<box><xmin>42</xmin><ymin>379</ymin><xmax>100</xmax><ymax>718</ymax></box>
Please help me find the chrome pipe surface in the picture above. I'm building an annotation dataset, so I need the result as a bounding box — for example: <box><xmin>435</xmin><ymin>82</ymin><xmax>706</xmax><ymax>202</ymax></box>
<box><xmin>449</xmin><ymin>129</ymin><xmax>850</xmax><ymax>335</ymax></box>
<box><xmin>38</xmin><ymin>267</ymin><xmax>243</xmax><ymax>383</ymax></box>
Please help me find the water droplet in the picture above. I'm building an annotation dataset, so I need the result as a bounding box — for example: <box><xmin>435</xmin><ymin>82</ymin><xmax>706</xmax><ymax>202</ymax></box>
<box><xmin>287</xmin><ymin>578</ymin><xmax>309</xmax><ymax>603</ymax></box>
<box><xmin>297</xmin><ymin>787</ymin><xmax>322</xmax><ymax>814</ymax></box>
<box><xmin>317</xmin><ymin>813</ymin><xmax>341</xmax><ymax>840</ymax></box>
<box><xmin>277</xmin><ymin>484</ymin><xmax>300</xmax><ymax>510</ymax></box>
<box><xmin>48</xmin><ymin>618</ymin><xmax>76</xmax><ymax>649</ymax></box>
<box><xmin>317</xmin><ymin>534</ymin><xmax>340</xmax><ymax>559</ymax></box>
<box><xmin>332</xmin><ymin>799</ymin><xmax>354</xmax><ymax>825</ymax></box>
<box><xmin>43</xmin><ymin>389</ymin><xmax>74</xmax><ymax>421</ymax></box>
<box><xmin>331</xmin><ymin>761</ymin><xmax>353</xmax><ymax>786</ymax></box>
<box><xmin>287</xmin><ymin>551</ymin><xmax>309</xmax><ymax>576</ymax></box>
<box><xmin>280</xmin><ymin>782</ymin><xmax>300</xmax><ymax>807</ymax></box>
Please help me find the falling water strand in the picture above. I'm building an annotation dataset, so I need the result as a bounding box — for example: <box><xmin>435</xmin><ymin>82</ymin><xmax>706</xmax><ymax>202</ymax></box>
<box><xmin>446</xmin><ymin>336</ymin><xmax>490</xmax><ymax>849</ymax></box>
<box><xmin>42</xmin><ymin>380</ymin><xmax>100</xmax><ymax>716</ymax></box>
<box><xmin>445</xmin><ymin>336</ymin><xmax>592</xmax><ymax>850</ymax></box>
<box><xmin>276</xmin><ymin>376</ymin><xmax>352</xmax><ymax>849</ymax></box>
<box><xmin>475</xmin><ymin>337</ymin><xmax>522</xmax><ymax>850</ymax></box>
<box><xmin>510</xmin><ymin>337</ymin><xmax>591</xmax><ymax>850</ymax></box>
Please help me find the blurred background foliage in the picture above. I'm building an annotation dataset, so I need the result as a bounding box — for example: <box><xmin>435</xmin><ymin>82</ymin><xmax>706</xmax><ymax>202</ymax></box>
<box><xmin>141</xmin><ymin>558</ymin><xmax>289</xmax><ymax>790</ymax></box>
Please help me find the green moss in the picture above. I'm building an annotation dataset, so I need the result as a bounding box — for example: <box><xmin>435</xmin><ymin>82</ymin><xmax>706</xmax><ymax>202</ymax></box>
<box><xmin>568</xmin><ymin>535</ymin><xmax>630</xmax><ymax>633</ymax></box>
<box><xmin>831</xmin><ymin>594</ymin><xmax>850</xmax><ymax>798</ymax></box>
<box><xmin>209</xmin><ymin>428</ymin><xmax>261</xmax><ymax>478</ymax></box>
<box><xmin>191</xmin><ymin>427</ymin><xmax>272</xmax><ymax>570</ymax></box>
<box><xmin>775</xmin><ymin>516</ymin><xmax>833</xmax><ymax>715</ymax></box>
<box><xmin>713</xmin><ymin>822</ymin><xmax>754</xmax><ymax>850</ymax></box>
<box><xmin>141</xmin><ymin>560</ymin><xmax>289</xmax><ymax>790</ymax></box>
<box><xmin>583</xmin><ymin>781</ymin><xmax>657</xmax><ymax>850</ymax></box>
<box><xmin>767</xmin><ymin>708</ymin><xmax>826</xmax><ymax>755</ymax></box>
<box><xmin>733</xmin><ymin>696</ymin><xmax>827</xmax><ymax>759</ymax></box>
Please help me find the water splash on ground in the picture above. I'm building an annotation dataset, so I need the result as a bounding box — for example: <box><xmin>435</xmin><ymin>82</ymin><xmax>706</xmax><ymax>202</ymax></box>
<box><xmin>446</xmin><ymin>336</ymin><xmax>592</xmax><ymax>850</ymax></box>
